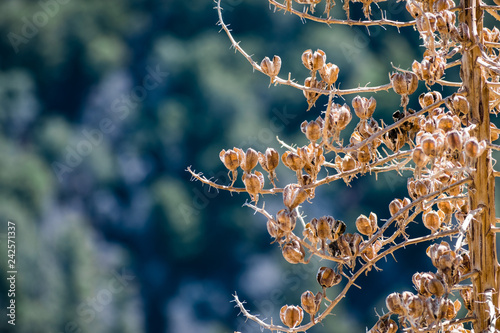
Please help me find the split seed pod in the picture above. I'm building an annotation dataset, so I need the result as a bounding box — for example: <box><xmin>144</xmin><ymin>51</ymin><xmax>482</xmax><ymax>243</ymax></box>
<box><xmin>412</xmin><ymin>146</ymin><xmax>429</xmax><ymax>167</ymax></box>
<box><xmin>301</xmin><ymin>291</ymin><xmax>322</xmax><ymax>321</ymax></box>
<box><xmin>242</xmin><ymin>171</ymin><xmax>265</xmax><ymax>202</ymax></box>
<box><xmin>260</xmin><ymin>55</ymin><xmax>281</xmax><ymax>82</ymax></box>
<box><xmin>220</xmin><ymin>148</ymin><xmax>241</xmax><ymax>185</ymax></box>
<box><xmin>317</xmin><ymin>266</ymin><xmax>341</xmax><ymax>289</ymax></box>
<box><xmin>280</xmin><ymin>305</ymin><xmax>304</xmax><ymax>328</ymax></box>
<box><xmin>236</xmin><ymin>148</ymin><xmax>259</xmax><ymax>174</ymax></box>
<box><xmin>386</xmin><ymin>292</ymin><xmax>405</xmax><ymax>315</ymax></box>
<box><xmin>464</xmin><ymin>137</ymin><xmax>486</xmax><ymax>158</ymax></box>
<box><xmin>301</xmin><ymin>120</ymin><xmax>322</xmax><ymax>142</ymax></box>
<box><xmin>302</xmin><ymin>49</ymin><xmax>326</xmax><ymax>72</ymax></box>
<box><xmin>356</xmin><ymin>212</ymin><xmax>378</xmax><ymax>237</ymax></box>
<box><xmin>319</xmin><ymin>62</ymin><xmax>340</xmax><ymax>86</ymax></box>
<box><xmin>423</xmin><ymin>210</ymin><xmax>441</xmax><ymax>232</ymax></box>
<box><xmin>258</xmin><ymin>148</ymin><xmax>279</xmax><ymax>186</ymax></box>
<box><xmin>283</xmin><ymin>184</ymin><xmax>309</xmax><ymax>210</ymax></box>
<box><xmin>352</xmin><ymin>96</ymin><xmax>377</xmax><ymax>120</ymax></box>
<box><xmin>276</xmin><ymin>209</ymin><xmax>297</xmax><ymax>233</ymax></box>
<box><xmin>282</xmin><ymin>239</ymin><xmax>305</xmax><ymax>264</ymax></box>
<box><xmin>391</xmin><ymin>72</ymin><xmax>419</xmax><ymax>96</ymax></box>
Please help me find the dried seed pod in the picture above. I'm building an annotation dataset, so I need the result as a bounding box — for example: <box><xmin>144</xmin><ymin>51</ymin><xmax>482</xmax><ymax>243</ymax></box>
<box><xmin>282</xmin><ymin>151</ymin><xmax>306</xmax><ymax>172</ymax></box>
<box><xmin>220</xmin><ymin>148</ymin><xmax>241</xmax><ymax>186</ymax></box>
<box><xmin>260</xmin><ymin>55</ymin><xmax>281</xmax><ymax>82</ymax></box>
<box><xmin>391</xmin><ymin>72</ymin><xmax>419</xmax><ymax>96</ymax></box>
<box><xmin>283</xmin><ymin>184</ymin><xmax>308</xmax><ymax>210</ymax></box>
<box><xmin>446</xmin><ymin>130</ymin><xmax>462</xmax><ymax>152</ymax></box>
<box><xmin>419</xmin><ymin>91</ymin><xmax>442</xmax><ymax>108</ymax></box>
<box><xmin>259</xmin><ymin>148</ymin><xmax>279</xmax><ymax>172</ymax></box>
<box><xmin>280</xmin><ymin>305</ymin><xmax>304</xmax><ymax>328</ymax></box>
<box><xmin>450</xmin><ymin>95</ymin><xmax>469</xmax><ymax>115</ymax></box>
<box><xmin>426</xmin><ymin>241</ymin><xmax>451</xmax><ymax>268</ymax></box>
<box><xmin>421</xmin><ymin>134</ymin><xmax>437</xmax><ymax>157</ymax></box>
<box><xmin>389</xmin><ymin>198</ymin><xmax>403</xmax><ymax>217</ymax></box>
<box><xmin>319</xmin><ymin>62</ymin><xmax>340</xmax><ymax>86</ymax></box>
<box><xmin>356</xmin><ymin>212</ymin><xmax>378</xmax><ymax>236</ymax></box>
<box><xmin>282</xmin><ymin>239</ymin><xmax>305</xmax><ymax>264</ymax></box>
<box><xmin>406</xmin><ymin>294</ymin><xmax>424</xmax><ymax>318</ymax></box>
<box><xmin>301</xmin><ymin>120</ymin><xmax>322</xmax><ymax>142</ymax></box>
<box><xmin>302</xmin><ymin>49</ymin><xmax>326</xmax><ymax>72</ymax></box>
<box><xmin>340</xmin><ymin>154</ymin><xmax>357</xmax><ymax>171</ymax></box>
<box><xmin>491</xmin><ymin>123</ymin><xmax>499</xmax><ymax>141</ymax></box>
<box><xmin>413</xmin><ymin>272</ymin><xmax>435</xmax><ymax>296</ymax></box>
<box><xmin>235</xmin><ymin>147</ymin><xmax>259</xmax><ymax>174</ymax></box>
<box><xmin>464</xmin><ymin>137</ymin><xmax>486</xmax><ymax>158</ymax></box>
<box><xmin>459</xmin><ymin>252</ymin><xmax>471</xmax><ymax>275</ymax></box>
<box><xmin>267</xmin><ymin>219</ymin><xmax>285</xmax><ymax>240</ymax></box>
<box><xmin>317</xmin><ymin>266</ymin><xmax>341</xmax><ymax>289</ymax></box>
<box><xmin>373</xmin><ymin>318</ymin><xmax>398</xmax><ymax>333</ymax></box>
<box><xmin>424</xmin><ymin>278</ymin><xmax>445</xmax><ymax>296</ymax></box>
<box><xmin>437</xmin><ymin>115</ymin><xmax>454</xmax><ymax>132</ymax></box>
<box><xmin>412</xmin><ymin>146</ymin><xmax>429</xmax><ymax>167</ymax></box>
<box><xmin>276</xmin><ymin>209</ymin><xmax>297</xmax><ymax>233</ymax></box>
<box><xmin>423</xmin><ymin>210</ymin><xmax>441</xmax><ymax>232</ymax></box>
<box><xmin>416</xmin><ymin>13</ymin><xmax>437</xmax><ymax>33</ymax></box>
<box><xmin>327</xmin><ymin>103</ymin><xmax>353</xmax><ymax>133</ymax></box>
<box><xmin>242</xmin><ymin>171</ymin><xmax>265</xmax><ymax>202</ymax></box>
<box><xmin>300</xmin><ymin>291</ymin><xmax>322</xmax><ymax>320</ymax></box>
<box><xmin>386</xmin><ymin>292</ymin><xmax>405</xmax><ymax>315</ymax></box>
<box><xmin>437</xmin><ymin>195</ymin><xmax>453</xmax><ymax>214</ymax></box>
<box><xmin>352</xmin><ymin>96</ymin><xmax>377</xmax><ymax>120</ymax></box>
<box><xmin>460</xmin><ymin>288</ymin><xmax>473</xmax><ymax>311</ymax></box>
<box><xmin>361</xmin><ymin>240</ymin><xmax>382</xmax><ymax>262</ymax></box>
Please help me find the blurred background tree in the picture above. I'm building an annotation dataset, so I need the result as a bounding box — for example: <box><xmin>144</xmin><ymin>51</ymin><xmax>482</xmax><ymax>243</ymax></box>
<box><xmin>0</xmin><ymin>0</ymin><xmax>453</xmax><ymax>332</ymax></box>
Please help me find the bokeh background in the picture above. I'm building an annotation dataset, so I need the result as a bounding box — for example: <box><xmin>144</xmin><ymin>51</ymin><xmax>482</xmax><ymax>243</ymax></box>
<box><xmin>0</xmin><ymin>0</ymin><xmax>476</xmax><ymax>332</ymax></box>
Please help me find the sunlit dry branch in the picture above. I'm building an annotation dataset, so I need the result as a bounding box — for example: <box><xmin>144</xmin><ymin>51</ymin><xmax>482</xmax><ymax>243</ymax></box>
<box><xmin>192</xmin><ymin>0</ymin><xmax>500</xmax><ymax>331</ymax></box>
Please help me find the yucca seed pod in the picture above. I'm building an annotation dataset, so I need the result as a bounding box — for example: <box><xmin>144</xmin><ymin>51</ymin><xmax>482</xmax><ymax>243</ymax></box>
<box><xmin>407</xmin><ymin>294</ymin><xmax>424</xmax><ymax>318</ymax></box>
<box><xmin>282</xmin><ymin>239</ymin><xmax>305</xmax><ymax>264</ymax></box>
<box><xmin>386</xmin><ymin>292</ymin><xmax>405</xmax><ymax>315</ymax></box>
<box><xmin>280</xmin><ymin>305</ymin><xmax>304</xmax><ymax>328</ymax></box>
<box><xmin>317</xmin><ymin>266</ymin><xmax>341</xmax><ymax>289</ymax></box>
<box><xmin>389</xmin><ymin>198</ymin><xmax>403</xmax><ymax>217</ymax></box>
<box><xmin>464</xmin><ymin>137</ymin><xmax>486</xmax><ymax>158</ymax></box>
<box><xmin>276</xmin><ymin>209</ymin><xmax>297</xmax><ymax>233</ymax></box>
<box><xmin>300</xmin><ymin>290</ymin><xmax>322</xmax><ymax>319</ymax></box>
<box><xmin>301</xmin><ymin>120</ymin><xmax>322</xmax><ymax>142</ymax></box>
<box><xmin>391</xmin><ymin>72</ymin><xmax>419</xmax><ymax>96</ymax></box>
<box><xmin>424</xmin><ymin>278</ymin><xmax>445</xmax><ymax>296</ymax></box>
<box><xmin>421</xmin><ymin>135</ymin><xmax>437</xmax><ymax>157</ymax></box>
<box><xmin>419</xmin><ymin>91</ymin><xmax>442</xmax><ymax>108</ymax></box>
<box><xmin>356</xmin><ymin>212</ymin><xmax>378</xmax><ymax>236</ymax></box>
<box><xmin>283</xmin><ymin>184</ymin><xmax>308</xmax><ymax>210</ymax></box>
<box><xmin>423</xmin><ymin>210</ymin><xmax>441</xmax><ymax>232</ymax></box>
<box><xmin>242</xmin><ymin>171</ymin><xmax>265</xmax><ymax>202</ymax></box>
<box><xmin>352</xmin><ymin>96</ymin><xmax>376</xmax><ymax>120</ymax></box>
<box><xmin>319</xmin><ymin>62</ymin><xmax>339</xmax><ymax>86</ymax></box>
<box><xmin>412</xmin><ymin>146</ymin><xmax>429</xmax><ymax>167</ymax></box>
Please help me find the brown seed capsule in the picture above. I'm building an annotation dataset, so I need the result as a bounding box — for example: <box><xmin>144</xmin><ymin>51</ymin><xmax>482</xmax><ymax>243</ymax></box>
<box><xmin>319</xmin><ymin>62</ymin><xmax>340</xmax><ymax>86</ymax></box>
<box><xmin>259</xmin><ymin>148</ymin><xmax>279</xmax><ymax>172</ymax></box>
<box><xmin>260</xmin><ymin>55</ymin><xmax>281</xmax><ymax>79</ymax></box>
<box><xmin>356</xmin><ymin>212</ymin><xmax>378</xmax><ymax>236</ymax></box>
<box><xmin>361</xmin><ymin>240</ymin><xmax>382</xmax><ymax>262</ymax></box>
<box><xmin>235</xmin><ymin>148</ymin><xmax>259</xmax><ymax>174</ymax></box>
<box><xmin>464</xmin><ymin>137</ymin><xmax>486</xmax><ymax>158</ymax></box>
<box><xmin>425</xmin><ymin>278</ymin><xmax>445</xmax><ymax>296</ymax></box>
<box><xmin>300</xmin><ymin>291</ymin><xmax>322</xmax><ymax>318</ymax></box>
<box><xmin>423</xmin><ymin>210</ymin><xmax>441</xmax><ymax>232</ymax></box>
<box><xmin>412</xmin><ymin>147</ymin><xmax>429</xmax><ymax>167</ymax></box>
<box><xmin>446</xmin><ymin>130</ymin><xmax>462</xmax><ymax>152</ymax></box>
<box><xmin>301</xmin><ymin>120</ymin><xmax>322</xmax><ymax>142</ymax></box>
<box><xmin>389</xmin><ymin>198</ymin><xmax>403</xmax><ymax>217</ymax></box>
<box><xmin>419</xmin><ymin>91</ymin><xmax>442</xmax><ymax>108</ymax></box>
<box><xmin>415</xmin><ymin>179</ymin><xmax>431</xmax><ymax>197</ymax></box>
<box><xmin>280</xmin><ymin>305</ymin><xmax>304</xmax><ymax>328</ymax></box>
<box><xmin>276</xmin><ymin>209</ymin><xmax>297</xmax><ymax>233</ymax></box>
<box><xmin>283</xmin><ymin>184</ymin><xmax>308</xmax><ymax>210</ymax></box>
<box><xmin>407</xmin><ymin>294</ymin><xmax>424</xmax><ymax>318</ymax></box>
<box><xmin>437</xmin><ymin>195</ymin><xmax>453</xmax><ymax>214</ymax></box>
<box><xmin>282</xmin><ymin>239</ymin><xmax>305</xmax><ymax>264</ymax></box>
<box><xmin>341</xmin><ymin>154</ymin><xmax>357</xmax><ymax>171</ymax></box>
<box><xmin>242</xmin><ymin>171</ymin><xmax>265</xmax><ymax>202</ymax></box>
<box><xmin>317</xmin><ymin>266</ymin><xmax>341</xmax><ymax>288</ymax></box>
<box><xmin>391</xmin><ymin>72</ymin><xmax>419</xmax><ymax>96</ymax></box>
<box><xmin>267</xmin><ymin>219</ymin><xmax>284</xmax><ymax>240</ymax></box>
<box><xmin>282</xmin><ymin>151</ymin><xmax>306</xmax><ymax>172</ymax></box>
<box><xmin>386</xmin><ymin>293</ymin><xmax>405</xmax><ymax>315</ymax></box>
<box><xmin>437</xmin><ymin>115</ymin><xmax>454</xmax><ymax>132</ymax></box>
<box><xmin>302</xmin><ymin>49</ymin><xmax>326</xmax><ymax>72</ymax></box>
<box><xmin>460</xmin><ymin>288</ymin><xmax>472</xmax><ymax>311</ymax></box>
<box><xmin>450</xmin><ymin>95</ymin><xmax>469</xmax><ymax>115</ymax></box>
<box><xmin>421</xmin><ymin>135</ymin><xmax>437</xmax><ymax>157</ymax></box>
<box><xmin>352</xmin><ymin>96</ymin><xmax>377</xmax><ymax>120</ymax></box>
<box><xmin>220</xmin><ymin>149</ymin><xmax>240</xmax><ymax>171</ymax></box>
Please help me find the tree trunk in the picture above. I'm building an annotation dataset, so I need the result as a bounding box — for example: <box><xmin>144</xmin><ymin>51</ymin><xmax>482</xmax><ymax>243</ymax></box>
<box><xmin>462</xmin><ymin>0</ymin><xmax>499</xmax><ymax>330</ymax></box>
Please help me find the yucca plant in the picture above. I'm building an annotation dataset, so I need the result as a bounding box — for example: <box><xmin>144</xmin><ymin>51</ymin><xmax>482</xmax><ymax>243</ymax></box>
<box><xmin>189</xmin><ymin>0</ymin><xmax>500</xmax><ymax>331</ymax></box>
